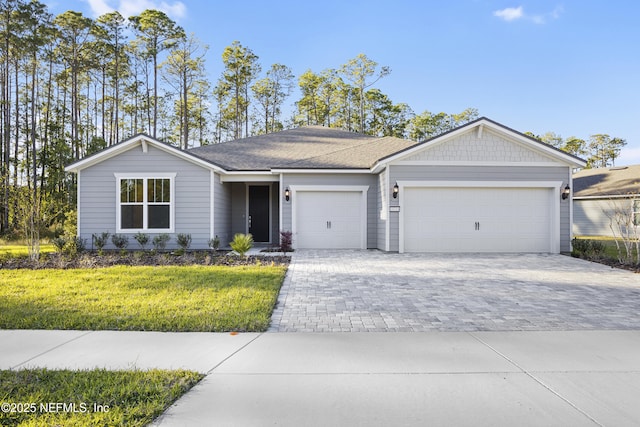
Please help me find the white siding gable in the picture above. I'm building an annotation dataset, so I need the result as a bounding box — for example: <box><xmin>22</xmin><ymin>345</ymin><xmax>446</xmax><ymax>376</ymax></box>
<box><xmin>400</xmin><ymin>129</ymin><xmax>559</xmax><ymax>164</ymax></box>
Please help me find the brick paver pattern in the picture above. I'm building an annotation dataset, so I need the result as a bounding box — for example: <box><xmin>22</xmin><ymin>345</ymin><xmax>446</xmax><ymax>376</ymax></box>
<box><xmin>269</xmin><ymin>250</ymin><xmax>640</xmax><ymax>332</ymax></box>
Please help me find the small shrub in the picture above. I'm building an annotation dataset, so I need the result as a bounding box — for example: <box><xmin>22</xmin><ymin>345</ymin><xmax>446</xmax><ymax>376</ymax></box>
<box><xmin>279</xmin><ymin>230</ymin><xmax>293</xmax><ymax>254</ymax></box>
<box><xmin>134</xmin><ymin>232</ymin><xmax>150</xmax><ymax>250</ymax></box>
<box><xmin>72</xmin><ymin>237</ymin><xmax>87</xmax><ymax>254</ymax></box>
<box><xmin>230</xmin><ymin>233</ymin><xmax>253</xmax><ymax>257</ymax></box>
<box><xmin>92</xmin><ymin>232</ymin><xmax>110</xmax><ymax>255</ymax></box>
<box><xmin>111</xmin><ymin>234</ymin><xmax>129</xmax><ymax>254</ymax></box>
<box><xmin>52</xmin><ymin>237</ymin><xmax>66</xmax><ymax>254</ymax></box>
<box><xmin>590</xmin><ymin>240</ymin><xmax>606</xmax><ymax>256</ymax></box>
<box><xmin>176</xmin><ymin>233</ymin><xmax>192</xmax><ymax>253</ymax></box>
<box><xmin>208</xmin><ymin>235</ymin><xmax>221</xmax><ymax>252</ymax></box>
<box><xmin>152</xmin><ymin>233</ymin><xmax>170</xmax><ymax>252</ymax></box>
<box><xmin>572</xmin><ymin>238</ymin><xmax>605</xmax><ymax>259</ymax></box>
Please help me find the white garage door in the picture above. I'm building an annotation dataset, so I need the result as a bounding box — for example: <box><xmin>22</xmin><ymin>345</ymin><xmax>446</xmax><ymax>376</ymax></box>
<box><xmin>295</xmin><ymin>191</ymin><xmax>364</xmax><ymax>249</ymax></box>
<box><xmin>403</xmin><ymin>187</ymin><xmax>553</xmax><ymax>253</ymax></box>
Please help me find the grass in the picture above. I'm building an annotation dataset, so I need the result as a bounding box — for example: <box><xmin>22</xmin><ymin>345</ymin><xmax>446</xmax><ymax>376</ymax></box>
<box><xmin>0</xmin><ymin>368</ymin><xmax>203</xmax><ymax>426</ymax></box>
<box><xmin>0</xmin><ymin>244</ymin><xmax>55</xmax><ymax>258</ymax></box>
<box><xmin>574</xmin><ymin>235</ymin><xmax>639</xmax><ymax>261</ymax></box>
<box><xmin>0</xmin><ymin>264</ymin><xmax>287</xmax><ymax>332</ymax></box>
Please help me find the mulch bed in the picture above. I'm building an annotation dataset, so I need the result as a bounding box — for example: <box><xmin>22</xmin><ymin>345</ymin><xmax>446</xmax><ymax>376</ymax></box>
<box><xmin>571</xmin><ymin>254</ymin><xmax>640</xmax><ymax>273</ymax></box>
<box><xmin>0</xmin><ymin>251</ymin><xmax>290</xmax><ymax>270</ymax></box>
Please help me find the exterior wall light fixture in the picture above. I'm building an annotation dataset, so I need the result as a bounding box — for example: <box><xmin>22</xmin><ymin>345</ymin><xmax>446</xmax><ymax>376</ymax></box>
<box><xmin>285</xmin><ymin>187</ymin><xmax>290</xmax><ymax>201</ymax></box>
<box><xmin>562</xmin><ymin>184</ymin><xmax>570</xmax><ymax>200</ymax></box>
<box><xmin>392</xmin><ymin>182</ymin><xmax>399</xmax><ymax>199</ymax></box>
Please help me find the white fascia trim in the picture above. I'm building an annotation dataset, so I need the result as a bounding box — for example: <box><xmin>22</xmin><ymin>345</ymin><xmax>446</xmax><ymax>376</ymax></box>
<box><xmin>220</xmin><ymin>172</ymin><xmax>278</xmax><ymax>182</ymax></box>
<box><xmin>271</xmin><ymin>169</ymin><xmax>370</xmax><ymax>174</ymax></box>
<box><xmin>114</xmin><ymin>173</ymin><xmax>177</xmax><ymax>234</ymax></box>
<box><xmin>393</xmin><ymin>161</ymin><xmax>565</xmax><ymax>167</ymax></box>
<box><xmin>397</xmin><ymin>180</ymin><xmax>563</xmax><ymax>254</ymax></box>
<box><xmin>290</xmin><ymin>185</ymin><xmax>369</xmax><ymax>250</ymax></box>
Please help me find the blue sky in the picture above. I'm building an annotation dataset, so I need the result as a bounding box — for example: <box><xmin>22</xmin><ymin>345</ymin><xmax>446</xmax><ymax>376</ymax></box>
<box><xmin>46</xmin><ymin>0</ymin><xmax>640</xmax><ymax>165</ymax></box>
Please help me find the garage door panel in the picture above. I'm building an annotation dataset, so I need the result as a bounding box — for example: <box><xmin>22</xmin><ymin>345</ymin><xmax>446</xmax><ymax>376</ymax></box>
<box><xmin>296</xmin><ymin>191</ymin><xmax>364</xmax><ymax>249</ymax></box>
<box><xmin>403</xmin><ymin>187</ymin><xmax>552</xmax><ymax>253</ymax></box>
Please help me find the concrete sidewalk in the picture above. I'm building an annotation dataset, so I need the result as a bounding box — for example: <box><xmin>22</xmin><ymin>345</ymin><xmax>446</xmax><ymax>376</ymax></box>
<box><xmin>2</xmin><ymin>330</ymin><xmax>640</xmax><ymax>426</ymax></box>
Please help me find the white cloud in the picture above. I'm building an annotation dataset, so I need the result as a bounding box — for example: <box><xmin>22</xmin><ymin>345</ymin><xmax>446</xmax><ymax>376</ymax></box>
<box><xmin>493</xmin><ymin>5</ymin><xmax>563</xmax><ymax>25</ymax></box>
<box><xmin>86</xmin><ymin>0</ymin><xmax>114</xmax><ymax>16</ymax></box>
<box><xmin>84</xmin><ymin>0</ymin><xmax>186</xmax><ymax>20</ymax></box>
<box><xmin>493</xmin><ymin>6</ymin><xmax>524</xmax><ymax>22</ymax></box>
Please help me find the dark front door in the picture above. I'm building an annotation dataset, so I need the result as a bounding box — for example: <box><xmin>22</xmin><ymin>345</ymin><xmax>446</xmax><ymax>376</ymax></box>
<box><xmin>249</xmin><ymin>185</ymin><xmax>270</xmax><ymax>242</ymax></box>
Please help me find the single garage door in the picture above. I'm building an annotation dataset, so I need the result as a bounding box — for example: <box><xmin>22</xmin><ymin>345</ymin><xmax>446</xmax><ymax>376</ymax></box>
<box><xmin>295</xmin><ymin>191</ymin><xmax>364</xmax><ymax>249</ymax></box>
<box><xmin>403</xmin><ymin>187</ymin><xmax>552</xmax><ymax>253</ymax></box>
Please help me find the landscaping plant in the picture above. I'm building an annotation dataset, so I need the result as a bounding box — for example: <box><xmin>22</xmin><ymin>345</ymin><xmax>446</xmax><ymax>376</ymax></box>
<box><xmin>208</xmin><ymin>235</ymin><xmax>221</xmax><ymax>252</ymax></box>
<box><xmin>111</xmin><ymin>234</ymin><xmax>129</xmax><ymax>254</ymax></box>
<box><xmin>134</xmin><ymin>232</ymin><xmax>149</xmax><ymax>250</ymax></box>
<box><xmin>176</xmin><ymin>233</ymin><xmax>192</xmax><ymax>254</ymax></box>
<box><xmin>230</xmin><ymin>233</ymin><xmax>253</xmax><ymax>257</ymax></box>
<box><xmin>152</xmin><ymin>234</ymin><xmax>170</xmax><ymax>252</ymax></box>
<box><xmin>279</xmin><ymin>230</ymin><xmax>293</xmax><ymax>254</ymax></box>
<box><xmin>93</xmin><ymin>232</ymin><xmax>110</xmax><ymax>255</ymax></box>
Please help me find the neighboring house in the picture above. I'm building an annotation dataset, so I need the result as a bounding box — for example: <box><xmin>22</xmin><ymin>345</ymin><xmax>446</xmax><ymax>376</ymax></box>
<box><xmin>572</xmin><ymin>165</ymin><xmax>640</xmax><ymax>237</ymax></box>
<box><xmin>65</xmin><ymin>117</ymin><xmax>586</xmax><ymax>253</ymax></box>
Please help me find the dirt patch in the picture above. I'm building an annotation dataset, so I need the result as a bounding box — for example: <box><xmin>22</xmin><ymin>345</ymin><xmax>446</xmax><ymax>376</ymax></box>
<box><xmin>0</xmin><ymin>251</ymin><xmax>290</xmax><ymax>269</ymax></box>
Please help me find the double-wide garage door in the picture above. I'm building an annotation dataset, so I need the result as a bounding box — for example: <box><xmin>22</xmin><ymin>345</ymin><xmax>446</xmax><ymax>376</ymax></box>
<box><xmin>403</xmin><ymin>187</ymin><xmax>554</xmax><ymax>253</ymax></box>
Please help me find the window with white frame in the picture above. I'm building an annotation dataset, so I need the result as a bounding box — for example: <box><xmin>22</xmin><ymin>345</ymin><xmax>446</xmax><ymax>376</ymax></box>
<box><xmin>116</xmin><ymin>174</ymin><xmax>175</xmax><ymax>232</ymax></box>
<box><xmin>634</xmin><ymin>199</ymin><xmax>640</xmax><ymax>226</ymax></box>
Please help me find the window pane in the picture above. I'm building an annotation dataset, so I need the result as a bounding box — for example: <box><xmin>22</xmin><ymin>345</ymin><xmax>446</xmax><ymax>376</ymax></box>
<box><xmin>121</xmin><ymin>205</ymin><xmax>143</xmax><ymax>229</ymax></box>
<box><xmin>147</xmin><ymin>179</ymin><xmax>170</xmax><ymax>203</ymax></box>
<box><xmin>121</xmin><ymin>179</ymin><xmax>143</xmax><ymax>203</ymax></box>
<box><xmin>161</xmin><ymin>179</ymin><xmax>170</xmax><ymax>202</ymax></box>
<box><xmin>135</xmin><ymin>179</ymin><xmax>143</xmax><ymax>202</ymax></box>
<box><xmin>148</xmin><ymin>205</ymin><xmax>170</xmax><ymax>229</ymax></box>
<box><xmin>120</xmin><ymin>180</ymin><xmax>128</xmax><ymax>203</ymax></box>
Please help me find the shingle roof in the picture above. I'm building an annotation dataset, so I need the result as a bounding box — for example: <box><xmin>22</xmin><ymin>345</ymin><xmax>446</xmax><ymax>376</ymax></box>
<box><xmin>187</xmin><ymin>126</ymin><xmax>418</xmax><ymax>170</ymax></box>
<box><xmin>573</xmin><ymin>165</ymin><xmax>640</xmax><ymax>197</ymax></box>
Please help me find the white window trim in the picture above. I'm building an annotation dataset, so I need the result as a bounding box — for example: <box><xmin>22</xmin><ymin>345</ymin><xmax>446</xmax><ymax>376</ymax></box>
<box><xmin>114</xmin><ymin>173</ymin><xmax>176</xmax><ymax>233</ymax></box>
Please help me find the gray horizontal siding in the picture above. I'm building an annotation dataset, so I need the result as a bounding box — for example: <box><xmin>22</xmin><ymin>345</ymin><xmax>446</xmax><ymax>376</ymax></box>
<box><xmin>214</xmin><ymin>175</ymin><xmax>232</xmax><ymax>247</ymax></box>
<box><xmin>281</xmin><ymin>173</ymin><xmax>378</xmax><ymax>249</ymax></box>
<box><xmin>79</xmin><ymin>144</ymin><xmax>211</xmax><ymax>250</ymax></box>
<box><xmin>574</xmin><ymin>198</ymin><xmax>634</xmax><ymax>237</ymax></box>
<box><xmin>388</xmin><ymin>165</ymin><xmax>572</xmax><ymax>252</ymax></box>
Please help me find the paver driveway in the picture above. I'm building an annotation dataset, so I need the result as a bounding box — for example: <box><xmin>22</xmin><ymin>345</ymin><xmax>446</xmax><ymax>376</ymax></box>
<box><xmin>269</xmin><ymin>250</ymin><xmax>640</xmax><ymax>332</ymax></box>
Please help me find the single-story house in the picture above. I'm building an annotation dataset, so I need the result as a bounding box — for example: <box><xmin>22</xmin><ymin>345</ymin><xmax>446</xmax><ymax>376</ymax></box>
<box><xmin>65</xmin><ymin>117</ymin><xmax>586</xmax><ymax>253</ymax></box>
<box><xmin>572</xmin><ymin>164</ymin><xmax>640</xmax><ymax>237</ymax></box>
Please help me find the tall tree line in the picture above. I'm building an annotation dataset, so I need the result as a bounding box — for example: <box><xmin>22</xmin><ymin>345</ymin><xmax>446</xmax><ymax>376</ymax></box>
<box><xmin>525</xmin><ymin>131</ymin><xmax>627</xmax><ymax>168</ymax></box>
<box><xmin>0</xmin><ymin>1</ymin><xmax>624</xmax><ymax>241</ymax></box>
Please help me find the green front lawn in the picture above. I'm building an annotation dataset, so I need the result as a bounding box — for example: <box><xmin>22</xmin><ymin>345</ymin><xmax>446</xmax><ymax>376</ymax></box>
<box><xmin>0</xmin><ymin>264</ymin><xmax>287</xmax><ymax>332</ymax></box>
<box><xmin>0</xmin><ymin>243</ymin><xmax>55</xmax><ymax>258</ymax></box>
<box><xmin>0</xmin><ymin>368</ymin><xmax>203</xmax><ymax>426</ymax></box>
